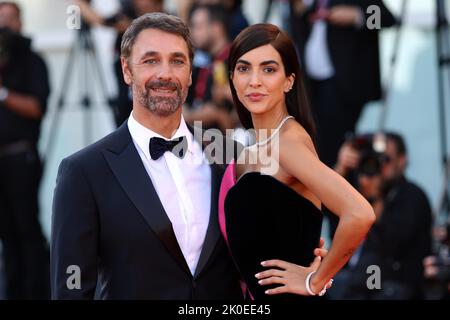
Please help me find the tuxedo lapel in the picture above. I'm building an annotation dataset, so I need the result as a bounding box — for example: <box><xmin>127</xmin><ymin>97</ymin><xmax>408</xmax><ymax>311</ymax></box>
<box><xmin>194</xmin><ymin>163</ymin><xmax>223</xmax><ymax>277</ymax></box>
<box><xmin>102</xmin><ymin>123</ymin><xmax>191</xmax><ymax>275</ymax></box>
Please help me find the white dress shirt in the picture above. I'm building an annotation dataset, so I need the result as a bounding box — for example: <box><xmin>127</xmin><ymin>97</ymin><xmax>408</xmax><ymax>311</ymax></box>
<box><xmin>304</xmin><ymin>0</ymin><xmax>335</xmax><ymax>80</ymax></box>
<box><xmin>127</xmin><ymin>112</ymin><xmax>211</xmax><ymax>275</ymax></box>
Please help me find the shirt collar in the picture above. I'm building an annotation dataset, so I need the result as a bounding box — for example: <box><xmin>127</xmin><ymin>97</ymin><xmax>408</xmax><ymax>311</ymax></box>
<box><xmin>127</xmin><ymin>111</ymin><xmax>194</xmax><ymax>161</ymax></box>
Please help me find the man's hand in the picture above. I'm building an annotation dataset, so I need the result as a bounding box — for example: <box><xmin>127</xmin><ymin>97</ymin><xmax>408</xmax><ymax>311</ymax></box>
<box><xmin>0</xmin><ymin>85</ymin><xmax>42</xmax><ymax>119</ymax></box>
<box><xmin>335</xmin><ymin>142</ymin><xmax>360</xmax><ymax>176</ymax></box>
<box><xmin>71</xmin><ymin>0</ymin><xmax>104</xmax><ymax>26</ymax></box>
<box><xmin>112</xmin><ymin>15</ymin><xmax>132</xmax><ymax>33</ymax></box>
<box><xmin>327</xmin><ymin>5</ymin><xmax>362</xmax><ymax>27</ymax></box>
<box><xmin>423</xmin><ymin>256</ymin><xmax>439</xmax><ymax>279</ymax></box>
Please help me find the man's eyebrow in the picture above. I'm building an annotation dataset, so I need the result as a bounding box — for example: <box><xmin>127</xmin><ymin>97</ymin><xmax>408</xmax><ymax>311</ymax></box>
<box><xmin>139</xmin><ymin>51</ymin><xmax>159</xmax><ymax>60</ymax></box>
<box><xmin>171</xmin><ymin>52</ymin><xmax>188</xmax><ymax>59</ymax></box>
<box><xmin>138</xmin><ymin>51</ymin><xmax>188</xmax><ymax>60</ymax></box>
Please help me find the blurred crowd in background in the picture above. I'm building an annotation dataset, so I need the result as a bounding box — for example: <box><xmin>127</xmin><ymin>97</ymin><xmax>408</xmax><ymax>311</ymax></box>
<box><xmin>0</xmin><ymin>0</ymin><xmax>449</xmax><ymax>300</ymax></box>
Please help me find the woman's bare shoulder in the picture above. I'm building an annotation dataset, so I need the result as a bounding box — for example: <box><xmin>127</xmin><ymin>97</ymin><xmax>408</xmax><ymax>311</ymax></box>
<box><xmin>280</xmin><ymin>119</ymin><xmax>318</xmax><ymax>157</ymax></box>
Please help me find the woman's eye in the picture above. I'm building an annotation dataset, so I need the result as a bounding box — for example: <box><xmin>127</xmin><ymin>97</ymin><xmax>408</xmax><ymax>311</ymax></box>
<box><xmin>236</xmin><ymin>66</ymin><xmax>248</xmax><ymax>72</ymax></box>
<box><xmin>263</xmin><ymin>67</ymin><xmax>276</xmax><ymax>73</ymax></box>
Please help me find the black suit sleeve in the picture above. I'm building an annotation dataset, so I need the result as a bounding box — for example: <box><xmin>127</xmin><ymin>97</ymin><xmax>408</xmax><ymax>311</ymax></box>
<box><xmin>376</xmin><ymin>190</ymin><xmax>432</xmax><ymax>258</ymax></box>
<box><xmin>51</xmin><ymin>158</ymin><xmax>99</xmax><ymax>299</ymax></box>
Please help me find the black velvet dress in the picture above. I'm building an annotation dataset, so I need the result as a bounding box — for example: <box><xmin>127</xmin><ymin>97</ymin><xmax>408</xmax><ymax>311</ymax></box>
<box><xmin>223</xmin><ymin>171</ymin><xmax>323</xmax><ymax>300</ymax></box>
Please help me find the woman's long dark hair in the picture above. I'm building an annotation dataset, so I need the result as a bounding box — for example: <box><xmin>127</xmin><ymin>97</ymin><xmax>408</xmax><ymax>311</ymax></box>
<box><xmin>228</xmin><ymin>23</ymin><xmax>316</xmax><ymax>143</ymax></box>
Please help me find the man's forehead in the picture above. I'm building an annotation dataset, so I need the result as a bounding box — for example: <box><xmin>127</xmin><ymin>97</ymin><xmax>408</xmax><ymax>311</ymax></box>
<box><xmin>0</xmin><ymin>4</ymin><xmax>19</xmax><ymax>16</ymax></box>
<box><xmin>132</xmin><ymin>28</ymin><xmax>189</xmax><ymax>57</ymax></box>
<box><xmin>385</xmin><ymin>140</ymin><xmax>398</xmax><ymax>155</ymax></box>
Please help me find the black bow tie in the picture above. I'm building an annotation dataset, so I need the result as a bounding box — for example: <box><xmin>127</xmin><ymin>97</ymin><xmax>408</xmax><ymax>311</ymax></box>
<box><xmin>149</xmin><ymin>136</ymin><xmax>188</xmax><ymax>160</ymax></box>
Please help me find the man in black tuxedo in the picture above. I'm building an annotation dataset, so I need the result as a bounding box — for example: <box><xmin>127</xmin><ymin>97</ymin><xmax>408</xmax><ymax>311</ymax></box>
<box><xmin>292</xmin><ymin>0</ymin><xmax>396</xmax><ymax>167</ymax></box>
<box><xmin>50</xmin><ymin>12</ymin><xmax>243</xmax><ymax>299</ymax></box>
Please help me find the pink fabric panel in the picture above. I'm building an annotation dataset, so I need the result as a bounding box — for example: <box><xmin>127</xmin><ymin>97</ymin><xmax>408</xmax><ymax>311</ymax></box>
<box><xmin>218</xmin><ymin>160</ymin><xmax>254</xmax><ymax>300</ymax></box>
<box><xmin>218</xmin><ymin>159</ymin><xmax>236</xmax><ymax>245</ymax></box>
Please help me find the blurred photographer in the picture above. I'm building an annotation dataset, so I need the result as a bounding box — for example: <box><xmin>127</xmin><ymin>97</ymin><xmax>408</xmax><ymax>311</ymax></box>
<box><xmin>0</xmin><ymin>2</ymin><xmax>50</xmax><ymax>299</ymax></box>
<box><xmin>73</xmin><ymin>0</ymin><xmax>164</xmax><ymax>127</ymax></box>
<box><xmin>329</xmin><ymin>132</ymin><xmax>433</xmax><ymax>299</ymax></box>
<box><xmin>184</xmin><ymin>3</ymin><xmax>239</xmax><ymax>134</ymax></box>
<box><xmin>423</xmin><ymin>222</ymin><xmax>450</xmax><ymax>299</ymax></box>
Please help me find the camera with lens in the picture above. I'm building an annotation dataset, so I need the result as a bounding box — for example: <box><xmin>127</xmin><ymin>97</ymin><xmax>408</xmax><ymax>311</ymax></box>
<box><xmin>345</xmin><ymin>132</ymin><xmax>388</xmax><ymax>176</ymax></box>
<box><xmin>434</xmin><ymin>253</ymin><xmax>450</xmax><ymax>283</ymax></box>
<box><xmin>433</xmin><ymin>222</ymin><xmax>450</xmax><ymax>282</ymax></box>
<box><xmin>424</xmin><ymin>220</ymin><xmax>450</xmax><ymax>299</ymax></box>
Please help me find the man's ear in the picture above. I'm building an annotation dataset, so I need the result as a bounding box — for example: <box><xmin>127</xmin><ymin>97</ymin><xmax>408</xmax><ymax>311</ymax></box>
<box><xmin>188</xmin><ymin>70</ymin><xmax>192</xmax><ymax>87</ymax></box>
<box><xmin>121</xmin><ymin>57</ymin><xmax>132</xmax><ymax>85</ymax></box>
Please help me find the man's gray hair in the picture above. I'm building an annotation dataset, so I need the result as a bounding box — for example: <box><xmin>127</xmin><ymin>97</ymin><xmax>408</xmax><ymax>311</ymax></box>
<box><xmin>120</xmin><ymin>12</ymin><xmax>194</xmax><ymax>64</ymax></box>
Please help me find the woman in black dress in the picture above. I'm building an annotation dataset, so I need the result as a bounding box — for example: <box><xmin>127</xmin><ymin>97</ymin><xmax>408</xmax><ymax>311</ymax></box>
<box><xmin>218</xmin><ymin>23</ymin><xmax>375</xmax><ymax>299</ymax></box>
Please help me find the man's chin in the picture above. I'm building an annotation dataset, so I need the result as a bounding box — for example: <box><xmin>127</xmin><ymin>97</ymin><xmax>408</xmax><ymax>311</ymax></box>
<box><xmin>148</xmin><ymin>103</ymin><xmax>180</xmax><ymax>117</ymax></box>
<box><xmin>150</xmin><ymin>108</ymin><xmax>179</xmax><ymax>117</ymax></box>
<box><xmin>141</xmin><ymin>95</ymin><xmax>181</xmax><ymax>117</ymax></box>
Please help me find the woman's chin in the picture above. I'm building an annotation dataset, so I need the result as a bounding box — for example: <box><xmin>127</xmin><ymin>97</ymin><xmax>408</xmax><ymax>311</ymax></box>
<box><xmin>244</xmin><ymin>103</ymin><xmax>269</xmax><ymax>115</ymax></box>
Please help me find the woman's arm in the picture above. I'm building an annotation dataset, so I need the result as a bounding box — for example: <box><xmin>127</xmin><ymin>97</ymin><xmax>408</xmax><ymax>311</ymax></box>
<box><xmin>275</xmin><ymin>129</ymin><xmax>375</xmax><ymax>295</ymax></box>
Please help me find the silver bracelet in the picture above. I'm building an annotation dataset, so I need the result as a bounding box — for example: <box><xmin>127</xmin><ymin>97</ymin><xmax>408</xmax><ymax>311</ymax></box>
<box><xmin>305</xmin><ymin>271</ymin><xmax>332</xmax><ymax>296</ymax></box>
<box><xmin>305</xmin><ymin>271</ymin><xmax>317</xmax><ymax>296</ymax></box>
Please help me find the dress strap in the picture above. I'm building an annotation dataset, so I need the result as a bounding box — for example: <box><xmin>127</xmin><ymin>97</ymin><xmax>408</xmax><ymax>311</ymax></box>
<box><xmin>256</xmin><ymin>115</ymin><xmax>294</xmax><ymax>146</ymax></box>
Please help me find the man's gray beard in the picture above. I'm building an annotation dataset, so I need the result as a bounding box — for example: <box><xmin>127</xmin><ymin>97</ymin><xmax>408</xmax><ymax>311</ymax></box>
<box><xmin>135</xmin><ymin>84</ymin><xmax>182</xmax><ymax>117</ymax></box>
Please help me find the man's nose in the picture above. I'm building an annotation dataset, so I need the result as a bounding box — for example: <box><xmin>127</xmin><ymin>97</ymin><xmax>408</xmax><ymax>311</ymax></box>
<box><xmin>156</xmin><ymin>61</ymin><xmax>174</xmax><ymax>80</ymax></box>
